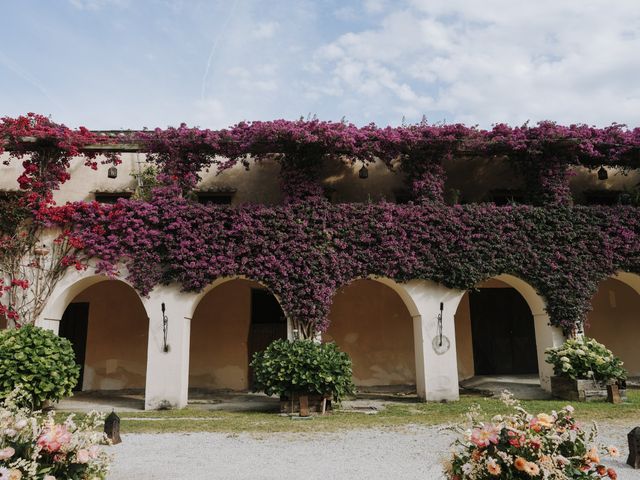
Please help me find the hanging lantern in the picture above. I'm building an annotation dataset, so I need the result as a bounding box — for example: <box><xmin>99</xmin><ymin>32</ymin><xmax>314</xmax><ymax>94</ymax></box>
<box><xmin>107</xmin><ymin>166</ymin><xmax>118</xmax><ymax>179</ymax></box>
<box><xmin>597</xmin><ymin>166</ymin><xmax>608</xmax><ymax>181</ymax></box>
<box><xmin>358</xmin><ymin>164</ymin><xmax>369</xmax><ymax>179</ymax></box>
<box><xmin>34</xmin><ymin>244</ymin><xmax>50</xmax><ymax>256</ymax></box>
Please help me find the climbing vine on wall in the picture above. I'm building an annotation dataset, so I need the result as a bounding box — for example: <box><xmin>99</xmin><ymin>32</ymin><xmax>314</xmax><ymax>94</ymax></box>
<box><xmin>1</xmin><ymin>113</ymin><xmax>640</xmax><ymax>334</ymax></box>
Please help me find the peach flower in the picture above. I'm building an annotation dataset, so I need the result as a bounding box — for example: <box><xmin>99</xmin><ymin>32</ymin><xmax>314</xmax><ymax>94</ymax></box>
<box><xmin>524</xmin><ymin>462</ymin><xmax>540</xmax><ymax>476</ymax></box>
<box><xmin>585</xmin><ymin>446</ymin><xmax>600</xmax><ymax>463</ymax></box>
<box><xmin>486</xmin><ymin>458</ymin><xmax>501</xmax><ymax>476</ymax></box>
<box><xmin>514</xmin><ymin>457</ymin><xmax>527</xmax><ymax>471</ymax></box>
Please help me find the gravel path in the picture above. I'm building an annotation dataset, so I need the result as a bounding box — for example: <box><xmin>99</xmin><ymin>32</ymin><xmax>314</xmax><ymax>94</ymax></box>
<box><xmin>108</xmin><ymin>425</ymin><xmax>638</xmax><ymax>480</ymax></box>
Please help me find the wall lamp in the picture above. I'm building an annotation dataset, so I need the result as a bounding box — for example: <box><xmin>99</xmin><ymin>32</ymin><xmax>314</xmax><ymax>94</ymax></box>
<box><xmin>108</xmin><ymin>166</ymin><xmax>118</xmax><ymax>179</ymax></box>
<box><xmin>597</xmin><ymin>166</ymin><xmax>608</xmax><ymax>181</ymax></box>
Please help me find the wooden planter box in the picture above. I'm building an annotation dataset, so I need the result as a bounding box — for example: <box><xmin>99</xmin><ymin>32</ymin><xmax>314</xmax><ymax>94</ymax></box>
<box><xmin>551</xmin><ymin>376</ymin><xmax>627</xmax><ymax>402</ymax></box>
<box><xmin>279</xmin><ymin>393</ymin><xmax>333</xmax><ymax>414</ymax></box>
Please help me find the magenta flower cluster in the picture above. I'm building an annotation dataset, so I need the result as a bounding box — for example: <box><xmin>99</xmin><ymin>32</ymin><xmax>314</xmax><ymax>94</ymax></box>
<box><xmin>3</xmin><ymin>114</ymin><xmax>640</xmax><ymax>333</ymax></box>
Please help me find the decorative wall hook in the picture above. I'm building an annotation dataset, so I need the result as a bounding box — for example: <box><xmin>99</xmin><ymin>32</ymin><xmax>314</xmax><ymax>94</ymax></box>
<box><xmin>432</xmin><ymin>301</ymin><xmax>450</xmax><ymax>355</ymax></box>
<box><xmin>161</xmin><ymin>302</ymin><xmax>170</xmax><ymax>353</ymax></box>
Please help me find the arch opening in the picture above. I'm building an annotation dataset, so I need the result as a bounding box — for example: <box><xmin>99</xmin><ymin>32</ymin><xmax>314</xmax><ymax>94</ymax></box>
<box><xmin>57</xmin><ymin>278</ymin><xmax>149</xmax><ymax>392</ymax></box>
<box><xmin>455</xmin><ymin>278</ymin><xmax>539</xmax><ymax>380</ymax></box>
<box><xmin>585</xmin><ymin>273</ymin><xmax>640</xmax><ymax>377</ymax></box>
<box><xmin>188</xmin><ymin>278</ymin><xmax>288</xmax><ymax>394</ymax></box>
<box><xmin>324</xmin><ymin>278</ymin><xmax>416</xmax><ymax>390</ymax></box>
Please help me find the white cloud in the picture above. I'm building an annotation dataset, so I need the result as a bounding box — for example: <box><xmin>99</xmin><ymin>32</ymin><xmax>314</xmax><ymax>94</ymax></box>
<box><xmin>311</xmin><ymin>0</ymin><xmax>640</xmax><ymax>126</ymax></box>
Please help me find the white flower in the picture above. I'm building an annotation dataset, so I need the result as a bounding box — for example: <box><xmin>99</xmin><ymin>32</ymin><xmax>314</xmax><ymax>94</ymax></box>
<box><xmin>0</xmin><ymin>468</ymin><xmax>8</xmax><ymax>480</ymax></box>
<box><xmin>560</xmin><ymin>356</ymin><xmax>570</xmax><ymax>362</ymax></box>
<box><xmin>14</xmin><ymin>419</ymin><xmax>27</xmax><ymax>430</ymax></box>
<box><xmin>564</xmin><ymin>405</ymin><xmax>574</xmax><ymax>413</ymax></box>
<box><xmin>462</xmin><ymin>463</ymin><xmax>474</xmax><ymax>475</ymax></box>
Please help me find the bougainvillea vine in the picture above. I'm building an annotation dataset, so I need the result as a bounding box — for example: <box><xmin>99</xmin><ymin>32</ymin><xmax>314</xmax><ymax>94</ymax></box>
<box><xmin>1</xmin><ymin>114</ymin><xmax>640</xmax><ymax>335</ymax></box>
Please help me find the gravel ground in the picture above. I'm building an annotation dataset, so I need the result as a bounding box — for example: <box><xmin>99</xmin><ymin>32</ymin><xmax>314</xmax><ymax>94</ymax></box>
<box><xmin>107</xmin><ymin>424</ymin><xmax>638</xmax><ymax>480</ymax></box>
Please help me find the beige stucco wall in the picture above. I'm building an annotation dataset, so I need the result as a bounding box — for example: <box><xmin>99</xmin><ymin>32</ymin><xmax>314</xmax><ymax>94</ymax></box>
<box><xmin>324</xmin><ymin>279</ymin><xmax>415</xmax><ymax>387</ymax></box>
<box><xmin>585</xmin><ymin>278</ymin><xmax>640</xmax><ymax>376</ymax></box>
<box><xmin>1</xmin><ymin>152</ymin><xmax>639</xmax><ymax>205</ymax></box>
<box><xmin>189</xmin><ymin>279</ymin><xmax>265</xmax><ymax>391</ymax></box>
<box><xmin>73</xmin><ymin>280</ymin><xmax>148</xmax><ymax>390</ymax></box>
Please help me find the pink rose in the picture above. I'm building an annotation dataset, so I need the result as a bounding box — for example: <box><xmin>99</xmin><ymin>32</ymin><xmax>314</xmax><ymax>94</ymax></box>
<box><xmin>0</xmin><ymin>447</ymin><xmax>15</xmax><ymax>460</ymax></box>
<box><xmin>37</xmin><ymin>425</ymin><xmax>72</xmax><ymax>453</ymax></box>
<box><xmin>470</xmin><ymin>424</ymin><xmax>500</xmax><ymax>447</ymax></box>
<box><xmin>76</xmin><ymin>449</ymin><xmax>90</xmax><ymax>464</ymax></box>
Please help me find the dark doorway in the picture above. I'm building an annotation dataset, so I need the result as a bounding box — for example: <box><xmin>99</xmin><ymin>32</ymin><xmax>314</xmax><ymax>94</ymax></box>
<box><xmin>58</xmin><ymin>302</ymin><xmax>90</xmax><ymax>391</ymax></box>
<box><xmin>247</xmin><ymin>289</ymin><xmax>287</xmax><ymax>386</ymax></box>
<box><xmin>469</xmin><ymin>288</ymin><xmax>538</xmax><ymax>375</ymax></box>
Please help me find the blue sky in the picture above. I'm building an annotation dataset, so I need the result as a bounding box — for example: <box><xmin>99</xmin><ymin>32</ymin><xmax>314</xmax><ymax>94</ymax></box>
<box><xmin>2</xmin><ymin>0</ymin><xmax>640</xmax><ymax>129</ymax></box>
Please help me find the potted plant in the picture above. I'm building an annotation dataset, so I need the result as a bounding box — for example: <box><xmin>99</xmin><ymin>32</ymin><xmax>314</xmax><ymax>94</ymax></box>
<box><xmin>545</xmin><ymin>337</ymin><xmax>627</xmax><ymax>402</ymax></box>
<box><xmin>250</xmin><ymin>339</ymin><xmax>355</xmax><ymax>414</ymax></box>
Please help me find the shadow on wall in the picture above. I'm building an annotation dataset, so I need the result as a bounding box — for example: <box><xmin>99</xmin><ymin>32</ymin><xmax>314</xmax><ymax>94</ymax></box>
<box><xmin>324</xmin><ymin>279</ymin><xmax>416</xmax><ymax>387</ymax></box>
<box><xmin>63</xmin><ymin>280</ymin><xmax>148</xmax><ymax>391</ymax></box>
<box><xmin>586</xmin><ymin>277</ymin><xmax>640</xmax><ymax>376</ymax></box>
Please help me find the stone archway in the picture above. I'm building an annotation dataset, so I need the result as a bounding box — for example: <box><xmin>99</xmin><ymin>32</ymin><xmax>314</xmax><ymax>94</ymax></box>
<box><xmin>41</xmin><ymin>273</ymin><xmax>149</xmax><ymax>391</ymax></box>
<box><xmin>324</xmin><ymin>278</ymin><xmax>416</xmax><ymax>390</ymax></box>
<box><xmin>585</xmin><ymin>272</ymin><xmax>640</xmax><ymax>377</ymax></box>
<box><xmin>189</xmin><ymin>278</ymin><xmax>288</xmax><ymax>393</ymax></box>
<box><xmin>454</xmin><ymin>274</ymin><xmax>563</xmax><ymax>391</ymax></box>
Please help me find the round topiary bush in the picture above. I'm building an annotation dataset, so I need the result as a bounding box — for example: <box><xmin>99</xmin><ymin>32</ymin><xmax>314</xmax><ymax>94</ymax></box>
<box><xmin>250</xmin><ymin>339</ymin><xmax>355</xmax><ymax>402</ymax></box>
<box><xmin>0</xmin><ymin>325</ymin><xmax>80</xmax><ymax>409</ymax></box>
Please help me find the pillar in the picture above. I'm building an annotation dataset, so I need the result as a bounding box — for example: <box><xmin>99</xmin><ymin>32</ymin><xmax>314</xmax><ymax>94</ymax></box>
<box><xmin>143</xmin><ymin>285</ymin><xmax>194</xmax><ymax>410</ymax></box>
<box><xmin>533</xmin><ymin>312</ymin><xmax>565</xmax><ymax>391</ymax></box>
<box><xmin>378</xmin><ymin>278</ymin><xmax>465</xmax><ymax>401</ymax></box>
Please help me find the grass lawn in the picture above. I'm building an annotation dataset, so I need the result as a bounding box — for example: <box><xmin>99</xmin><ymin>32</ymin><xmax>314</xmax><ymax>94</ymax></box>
<box><xmin>60</xmin><ymin>390</ymin><xmax>640</xmax><ymax>434</ymax></box>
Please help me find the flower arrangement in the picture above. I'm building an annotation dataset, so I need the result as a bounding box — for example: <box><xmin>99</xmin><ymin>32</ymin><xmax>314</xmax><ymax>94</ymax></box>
<box><xmin>546</xmin><ymin>337</ymin><xmax>627</xmax><ymax>385</ymax></box>
<box><xmin>0</xmin><ymin>390</ymin><xmax>110</xmax><ymax>479</ymax></box>
<box><xmin>445</xmin><ymin>392</ymin><xmax>619</xmax><ymax>479</ymax></box>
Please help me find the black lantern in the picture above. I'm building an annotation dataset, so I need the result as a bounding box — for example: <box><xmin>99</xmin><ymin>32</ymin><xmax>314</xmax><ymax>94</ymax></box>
<box><xmin>107</xmin><ymin>166</ymin><xmax>118</xmax><ymax>179</ymax></box>
<box><xmin>104</xmin><ymin>411</ymin><xmax>122</xmax><ymax>444</ymax></box>
<box><xmin>358</xmin><ymin>164</ymin><xmax>369</xmax><ymax>179</ymax></box>
<box><xmin>33</xmin><ymin>243</ymin><xmax>50</xmax><ymax>256</ymax></box>
<box><xmin>628</xmin><ymin>427</ymin><xmax>640</xmax><ymax>469</ymax></box>
<box><xmin>597</xmin><ymin>166</ymin><xmax>608</xmax><ymax>181</ymax></box>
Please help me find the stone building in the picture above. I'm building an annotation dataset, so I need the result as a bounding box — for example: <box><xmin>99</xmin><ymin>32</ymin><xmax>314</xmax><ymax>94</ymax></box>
<box><xmin>1</xmin><ymin>138</ymin><xmax>639</xmax><ymax>410</ymax></box>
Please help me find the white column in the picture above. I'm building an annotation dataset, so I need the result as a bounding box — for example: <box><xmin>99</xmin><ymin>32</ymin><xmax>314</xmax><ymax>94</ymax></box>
<box><xmin>533</xmin><ymin>313</ymin><xmax>565</xmax><ymax>391</ymax></box>
<box><xmin>142</xmin><ymin>285</ymin><xmax>195</xmax><ymax>410</ymax></box>
<box><xmin>402</xmin><ymin>280</ymin><xmax>465</xmax><ymax>402</ymax></box>
<box><xmin>39</xmin><ymin>317</ymin><xmax>61</xmax><ymax>334</ymax></box>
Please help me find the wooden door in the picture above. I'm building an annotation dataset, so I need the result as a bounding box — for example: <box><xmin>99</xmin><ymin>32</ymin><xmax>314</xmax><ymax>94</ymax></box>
<box><xmin>247</xmin><ymin>289</ymin><xmax>287</xmax><ymax>387</ymax></box>
<box><xmin>469</xmin><ymin>289</ymin><xmax>538</xmax><ymax>375</ymax></box>
<box><xmin>58</xmin><ymin>303</ymin><xmax>90</xmax><ymax>391</ymax></box>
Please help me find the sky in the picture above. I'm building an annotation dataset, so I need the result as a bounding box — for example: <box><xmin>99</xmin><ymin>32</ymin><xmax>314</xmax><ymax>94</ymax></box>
<box><xmin>1</xmin><ymin>0</ymin><xmax>640</xmax><ymax>130</ymax></box>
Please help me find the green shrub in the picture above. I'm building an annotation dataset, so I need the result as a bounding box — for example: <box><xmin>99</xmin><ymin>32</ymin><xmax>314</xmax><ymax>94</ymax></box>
<box><xmin>250</xmin><ymin>339</ymin><xmax>355</xmax><ymax>402</ymax></box>
<box><xmin>0</xmin><ymin>325</ymin><xmax>80</xmax><ymax>409</ymax></box>
<box><xmin>545</xmin><ymin>336</ymin><xmax>626</xmax><ymax>384</ymax></box>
